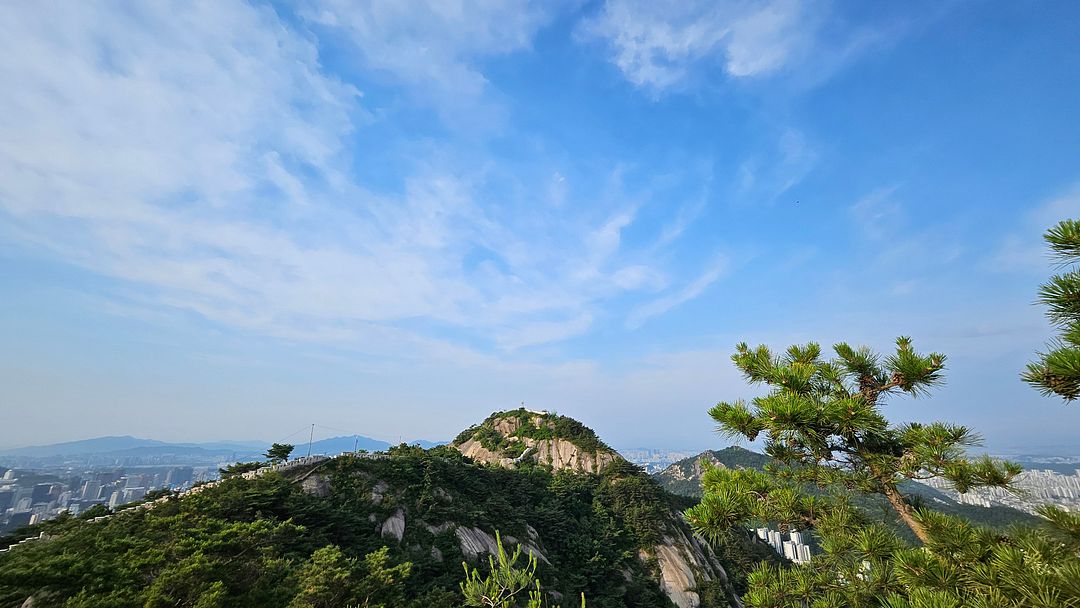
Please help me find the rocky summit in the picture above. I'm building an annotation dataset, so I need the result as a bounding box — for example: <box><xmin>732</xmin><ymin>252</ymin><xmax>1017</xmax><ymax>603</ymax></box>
<box><xmin>452</xmin><ymin>408</ymin><xmax>621</xmax><ymax>473</ymax></box>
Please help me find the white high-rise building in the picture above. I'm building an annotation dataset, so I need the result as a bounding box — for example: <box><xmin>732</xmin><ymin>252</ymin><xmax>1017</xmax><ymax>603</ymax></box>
<box><xmin>768</xmin><ymin>530</ymin><xmax>783</xmax><ymax>553</ymax></box>
<box><xmin>782</xmin><ymin>541</ymin><xmax>798</xmax><ymax>561</ymax></box>
<box><xmin>752</xmin><ymin>526</ymin><xmax>814</xmax><ymax>564</ymax></box>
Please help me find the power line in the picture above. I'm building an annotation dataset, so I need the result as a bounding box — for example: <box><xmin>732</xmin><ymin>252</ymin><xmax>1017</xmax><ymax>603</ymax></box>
<box><xmin>274</xmin><ymin>425</ymin><xmax>312</xmax><ymax>445</ymax></box>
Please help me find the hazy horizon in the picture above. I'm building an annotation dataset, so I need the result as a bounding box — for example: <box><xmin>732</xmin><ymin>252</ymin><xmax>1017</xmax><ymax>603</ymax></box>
<box><xmin>2</xmin><ymin>429</ymin><xmax>1077</xmax><ymax>460</ymax></box>
<box><xmin>3</xmin><ymin>2</ymin><xmax>1080</xmax><ymax>452</ymax></box>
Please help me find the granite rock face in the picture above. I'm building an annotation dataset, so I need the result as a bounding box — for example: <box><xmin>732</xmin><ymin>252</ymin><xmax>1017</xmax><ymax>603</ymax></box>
<box><xmin>454</xmin><ymin>412</ymin><xmax>619</xmax><ymax>474</ymax></box>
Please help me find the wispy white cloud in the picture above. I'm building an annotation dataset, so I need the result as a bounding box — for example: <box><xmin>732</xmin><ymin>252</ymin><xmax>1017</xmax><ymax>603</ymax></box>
<box><xmin>737</xmin><ymin>129</ymin><xmax>818</xmax><ymax>203</ymax></box>
<box><xmin>300</xmin><ymin>0</ymin><xmax>557</xmax><ymax>128</ymax></box>
<box><xmin>1030</xmin><ymin>183</ymin><xmax>1080</xmax><ymax>231</ymax></box>
<box><xmin>626</xmin><ymin>256</ymin><xmax>728</xmax><ymax>328</ymax></box>
<box><xmin>578</xmin><ymin>0</ymin><xmax>913</xmax><ymax>94</ymax></box>
<box><xmin>579</xmin><ymin>0</ymin><xmax>821</xmax><ymax>90</ymax></box>
<box><xmin>0</xmin><ymin>1</ymin><xmax>696</xmax><ymax>354</ymax></box>
<box><xmin>850</xmin><ymin>186</ymin><xmax>903</xmax><ymax>240</ymax></box>
<box><xmin>496</xmin><ymin>313</ymin><xmax>595</xmax><ymax>350</ymax></box>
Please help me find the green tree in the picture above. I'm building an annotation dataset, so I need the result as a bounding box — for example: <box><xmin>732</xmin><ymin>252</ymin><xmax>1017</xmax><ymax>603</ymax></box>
<box><xmin>688</xmin><ymin>338</ymin><xmax>1019</xmax><ymax>543</ymax></box>
<box><xmin>289</xmin><ymin>545</ymin><xmax>411</xmax><ymax>608</ymax></box>
<box><xmin>289</xmin><ymin>546</ymin><xmax>353</xmax><ymax>608</ymax></box>
<box><xmin>218</xmin><ymin>460</ymin><xmax>263</xmax><ymax>478</ymax></box>
<box><xmin>460</xmin><ymin>531</ymin><xmax>584</xmax><ymax>608</ymax></box>
<box><xmin>685</xmin><ymin>338</ymin><xmax>1080</xmax><ymax>608</ymax></box>
<box><xmin>1024</xmin><ymin>219</ymin><xmax>1080</xmax><ymax>401</ymax></box>
<box><xmin>728</xmin><ymin>499</ymin><xmax>1080</xmax><ymax>607</ymax></box>
<box><xmin>266</xmin><ymin>443</ymin><xmax>295</xmax><ymax>463</ymax></box>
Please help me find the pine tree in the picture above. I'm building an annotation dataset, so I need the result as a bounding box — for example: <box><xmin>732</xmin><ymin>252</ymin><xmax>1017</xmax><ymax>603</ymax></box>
<box><xmin>265</xmin><ymin>443</ymin><xmax>294</xmax><ymax>463</ymax></box>
<box><xmin>289</xmin><ymin>545</ymin><xmax>411</xmax><ymax>608</ymax></box>
<box><xmin>1024</xmin><ymin>219</ymin><xmax>1080</xmax><ymax>401</ymax></box>
<box><xmin>687</xmin><ymin>338</ymin><xmax>1019</xmax><ymax>543</ymax></box>
<box><xmin>684</xmin><ymin>338</ymin><xmax>1080</xmax><ymax>608</ymax></box>
<box><xmin>460</xmin><ymin>531</ymin><xmax>584</xmax><ymax>608</ymax></box>
<box><xmin>729</xmin><ymin>503</ymin><xmax>1080</xmax><ymax>607</ymax></box>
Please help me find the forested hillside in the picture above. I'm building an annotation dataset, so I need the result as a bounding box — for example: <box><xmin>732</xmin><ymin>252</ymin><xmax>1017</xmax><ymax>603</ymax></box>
<box><xmin>0</xmin><ymin>414</ymin><xmax>768</xmax><ymax>608</ymax></box>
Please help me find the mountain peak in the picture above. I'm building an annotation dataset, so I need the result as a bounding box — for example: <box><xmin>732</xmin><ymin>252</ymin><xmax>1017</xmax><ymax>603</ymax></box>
<box><xmin>653</xmin><ymin>447</ymin><xmax>772</xmax><ymax>497</ymax></box>
<box><xmin>452</xmin><ymin>408</ymin><xmax>620</xmax><ymax>473</ymax></box>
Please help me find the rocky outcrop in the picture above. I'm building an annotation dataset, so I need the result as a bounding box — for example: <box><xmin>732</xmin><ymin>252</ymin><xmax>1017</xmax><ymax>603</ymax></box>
<box><xmin>641</xmin><ymin>525</ymin><xmax>739</xmax><ymax>608</ymax></box>
<box><xmin>455</xmin><ymin>526</ymin><xmax>501</xmax><ymax>559</ymax></box>
<box><xmin>454</xmin><ymin>412</ymin><xmax>620</xmax><ymax>474</ymax></box>
<box><xmin>533</xmin><ymin>437</ymin><xmax>618</xmax><ymax>473</ymax></box>
<box><xmin>457</xmin><ymin>436</ymin><xmax>618</xmax><ymax>473</ymax></box>
<box><xmin>452</xmin><ymin>525</ymin><xmax>550</xmax><ymax>564</ymax></box>
<box><xmin>370</xmin><ymin>480</ymin><xmax>389</xmax><ymax>504</ymax></box>
<box><xmin>661</xmin><ymin>453</ymin><xmax>727</xmax><ymax>482</ymax></box>
<box><xmin>300</xmin><ymin>474</ymin><xmax>331</xmax><ymax>497</ymax></box>
<box><xmin>380</xmin><ymin>508</ymin><xmax>405</xmax><ymax>541</ymax></box>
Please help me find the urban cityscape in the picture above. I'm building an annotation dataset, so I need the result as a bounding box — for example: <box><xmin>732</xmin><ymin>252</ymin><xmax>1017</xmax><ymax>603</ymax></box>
<box><xmin>618</xmin><ymin>448</ymin><xmax>703</xmax><ymax>474</ymax></box>
<box><xmin>917</xmin><ymin>466</ymin><xmax>1080</xmax><ymax>515</ymax></box>
<box><xmin>0</xmin><ymin>464</ymin><xmax>216</xmax><ymax>534</ymax></box>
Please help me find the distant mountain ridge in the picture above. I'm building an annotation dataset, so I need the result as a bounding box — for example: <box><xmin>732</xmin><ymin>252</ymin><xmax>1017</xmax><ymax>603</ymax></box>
<box><xmin>653</xmin><ymin>447</ymin><xmax>770</xmax><ymax>497</ymax></box>
<box><xmin>0</xmin><ymin>434</ymin><xmax>445</xmax><ymax>459</ymax></box>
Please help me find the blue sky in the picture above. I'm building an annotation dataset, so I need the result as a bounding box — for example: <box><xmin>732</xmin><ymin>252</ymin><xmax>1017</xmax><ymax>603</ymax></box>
<box><xmin>2</xmin><ymin>1</ymin><xmax>1079</xmax><ymax>452</ymax></box>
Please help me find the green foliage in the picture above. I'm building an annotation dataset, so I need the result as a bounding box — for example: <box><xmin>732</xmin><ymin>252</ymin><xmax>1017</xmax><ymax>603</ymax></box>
<box><xmin>692</xmin><ymin>338</ymin><xmax>1019</xmax><ymax>544</ymax></box>
<box><xmin>460</xmin><ymin>530</ymin><xmax>583</xmax><ymax>608</ymax></box>
<box><xmin>266</xmin><ymin>443</ymin><xmax>295</xmax><ymax>463</ymax></box>
<box><xmin>689</xmin><ymin>338</ymin><xmax>1078</xmax><ymax>607</ymax></box>
<box><xmin>289</xmin><ymin>545</ymin><xmax>410</xmax><ymax>608</ymax></box>
<box><xmin>1025</xmin><ymin>218</ymin><xmax>1080</xmax><ymax>401</ymax></box>
<box><xmin>454</xmin><ymin>424</ymin><xmax>481</xmax><ymax>445</ymax></box>
<box><xmin>595</xmin><ymin>461</ymin><xmax>671</xmax><ymax>547</ymax></box>
<box><xmin>219</xmin><ymin>460</ymin><xmax>266</xmax><ymax>478</ymax></box>
<box><xmin>502</xmin><ymin>440</ymin><xmax>528</xmax><ymax>459</ymax></box>
<box><xmin>0</xmin><ymin>473</ymin><xmax>410</xmax><ymax>608</ymax></box>
<box><xmin>321</xmin><ymin>447</ymin><xmax>688</xmax><ymax>607</ymax></box>
<box><xmin>736</xmin><ymin>505</ymin><xmax>1080</xmax><ymax>608</ymax></box>
<box><xmin>0</xmin><ymin>446</ymin><xmax>716</xmax><ymax>608</ymax></box>
<box><xmin>474</xmin><ymin>425</ymin><xmax>508</xmax><ymax>452</ymax></box>
<box><xmin>655</xmin><ymin>449</ymin><xmax>1037</xmax><ymax>545</ymax></box>
<box><xmin>77</xmin><ymin>504</ymin><xmax>111</xmax><ymax>520</ymax></box>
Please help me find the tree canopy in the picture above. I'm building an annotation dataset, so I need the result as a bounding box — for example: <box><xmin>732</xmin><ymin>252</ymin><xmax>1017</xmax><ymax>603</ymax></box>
<box><xmin>265</xmin><ymin>443</ymin><xmax>294</xmax><ymax>463</ymax></box>
<box><xmin>1024</xmin><ymin>218</ymin><xmax>1080</xmax><ymax>401</ymax></box>
<box><xmin>688</xmin><ymin>338</ymin><xmax>1019</xmax><ymax>543</ymax></box>
<box><xmin>460</xmin><ymin>530</ymin><xmax>584</xmax><ymax>608</ymax></box>
<box><xmin>685</xmin><ymin>337</ymin><xmax>1080</xmax><ymax>607</ymax></box>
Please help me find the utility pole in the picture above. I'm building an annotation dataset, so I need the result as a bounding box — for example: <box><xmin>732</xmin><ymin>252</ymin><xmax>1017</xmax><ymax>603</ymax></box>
<box><xmin>307</xmin><ymin>424</ymin><xmax>314</xmax><ymax>457</ymax></box>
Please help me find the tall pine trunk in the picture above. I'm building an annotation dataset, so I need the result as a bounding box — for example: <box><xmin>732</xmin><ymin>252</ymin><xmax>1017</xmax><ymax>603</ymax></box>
<box><xmin>881</xmin><ymin>484</ymin><xmax>929</xmax><ymax>543</ymax></box>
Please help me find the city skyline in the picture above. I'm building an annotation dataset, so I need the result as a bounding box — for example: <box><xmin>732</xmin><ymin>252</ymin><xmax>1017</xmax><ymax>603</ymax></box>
<box><xmin>3</xmin><ymin>2</ymin><xmax>1080</xmax><ymax>450</ymax></box>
